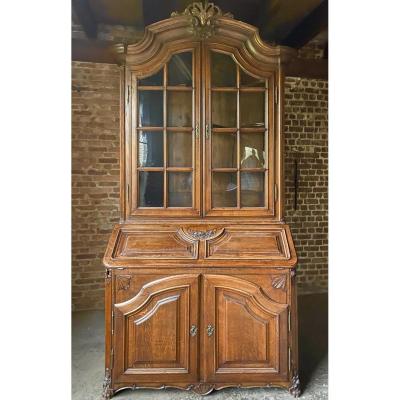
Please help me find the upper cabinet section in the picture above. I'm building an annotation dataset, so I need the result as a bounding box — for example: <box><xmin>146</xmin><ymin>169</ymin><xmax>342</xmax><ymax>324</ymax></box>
<box><xmin>118</xmin><ymin>2</ymin><xmax>296</xmax><ymax>221</ymax></box>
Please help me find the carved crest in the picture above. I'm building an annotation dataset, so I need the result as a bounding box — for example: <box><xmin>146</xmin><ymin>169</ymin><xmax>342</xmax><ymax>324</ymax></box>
<box><xmin>171</xmin><ymin>1</ymin><xmax>233</xmax><ymax>39</ymax></box>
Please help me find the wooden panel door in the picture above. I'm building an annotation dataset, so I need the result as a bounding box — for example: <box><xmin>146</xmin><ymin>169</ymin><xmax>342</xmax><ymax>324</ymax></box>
<box><xmin>113</xmin><ymin>274</ymin><xmax>199</xmax><ymax>384</ymax></box>
<box><xmin>202</xmin><ymin>275</ymin><xmax>289</xmax><ymax>383</ymax></box>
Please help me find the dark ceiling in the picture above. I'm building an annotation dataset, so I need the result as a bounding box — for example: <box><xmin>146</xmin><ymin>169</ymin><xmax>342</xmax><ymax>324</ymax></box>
<box><xmin>72</xmin><ymin>0</ymin><xmax>328</xmax><ymax>78</ymax></box>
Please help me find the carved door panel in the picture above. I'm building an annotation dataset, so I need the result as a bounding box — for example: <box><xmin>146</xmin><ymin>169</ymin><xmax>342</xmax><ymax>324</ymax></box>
<box><xmin>202</xmin><ymin>275</ymin><xmax>289</xmax><ymax>383</ymax></box>
<box><xmin>113</xmin><ymin>274</ymin><xmax>199</xmax><ymax>383</ymax></box>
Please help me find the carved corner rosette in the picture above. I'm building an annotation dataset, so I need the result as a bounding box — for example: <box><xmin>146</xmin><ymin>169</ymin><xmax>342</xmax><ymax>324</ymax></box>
<box><xmin>102</xmin><ymin>368</ymin><xmax>112</xmax><ymax>400</ymax></box>
<box><xmin>171</xmin><ymin>1</ymin><xmax>233</xmax><ymax>39</ymax></box>
<box><xmin>289</xmin><ymin>372</ymin><xmax>301</xmax><ymax>398</ymax></box>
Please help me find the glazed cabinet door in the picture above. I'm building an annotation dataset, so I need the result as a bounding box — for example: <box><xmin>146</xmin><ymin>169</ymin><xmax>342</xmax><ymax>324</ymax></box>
<box><xmin>204</xmin><ymin>46</ymin><xmax>277</xmax><ymax>218</ymax></box>
<box><xmin>128</xmin><ymin>44</ymin><xmax>202</xmax><ymax>218</ymax></box>
<box><xmin>113</xmin><ymin>274</ymin><xmax>199</xmax><ymax>384</ymax></box>
<box><xmin>202</xmin><ymin>275</ymin><xmax>289</xmax><ymax>383</ymax></box>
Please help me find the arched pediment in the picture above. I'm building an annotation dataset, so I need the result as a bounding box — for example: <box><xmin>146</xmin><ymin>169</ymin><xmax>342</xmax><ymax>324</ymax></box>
<box><xmin>116</xmin><ymin>1</ymin><xmax>296</xmax><ymax>76</ymax></box>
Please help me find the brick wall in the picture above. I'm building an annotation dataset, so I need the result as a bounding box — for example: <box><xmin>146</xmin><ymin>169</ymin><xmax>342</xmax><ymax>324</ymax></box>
<box><xmin>284</xmin><ymin>78</ymin><xmax>328</xmax><ymax>291</ymax></box>
<box><xmin>72</xmin><ymin>62</ymin><xmax>121</xmax><ymax>310</ymax></box>
<box><xmin>72</xmin><ymin>45</ymin><xmax>328</xmax><ymax>310</ymax></box>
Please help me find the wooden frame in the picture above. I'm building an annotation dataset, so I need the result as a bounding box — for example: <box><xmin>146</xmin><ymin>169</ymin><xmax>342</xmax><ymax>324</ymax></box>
<box><xmin>104</xmin><ymin>3</ymin><xmax>299</xmax><ymax>399</ymax></box>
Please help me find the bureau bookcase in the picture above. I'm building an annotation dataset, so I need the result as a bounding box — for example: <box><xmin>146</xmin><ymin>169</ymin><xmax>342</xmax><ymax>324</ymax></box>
<box><xmin>103</xmin><ymin>2</ymin><xmax>299</xmax><ymax>398</ymax></box>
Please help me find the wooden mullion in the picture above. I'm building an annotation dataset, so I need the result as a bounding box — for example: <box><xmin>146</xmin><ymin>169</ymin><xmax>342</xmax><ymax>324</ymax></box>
<box><xmin>166</xmin><ymin>127</ymin><xmax>192</xmax><ymax>132</ymax></box>
<box><xmin>211</xmin><ymin>87</ymin><xmax>237</xmax><ymax>92</ymax></box>
<box><xmin>137</xmin><ymin>167</ymin><xmax>164</xmax><ymax>172</ymax></box>
<box><xmin>212</xmin><ymin>167</ymin><xmax>238</xmax><ymax>172</ymax></box>
<box><xmin>239</xmin><ymin>87</ymin><xmax>266</xmax><ymax>92</ymax></box>
<box><xmin>166</xmin><ymin>86</ymin><xmax>193</xmax><ymax>91</ymax></box>
<box><xmin>212</xmin><ymin>128</ymin><xmax>238</xmax><ymax>133</ymax></box>
<box><xmin>166</xmin><ymin>167</ymin><xmax>193</xmax><ymax>172</ymax></box>
<box><xmin>238</xmin><ymin>127</ymin><xmax>265</xmax><ymax>132</ymax></box>
<box><xmin>163</xmin><ymin>64</ymin><xmax>167</xmax><ymax>208</ymax></box>
<box><xmin>137</xmin><ymin>86</ymin><xmax>163</xmax><ymax>91</ymax></box>
<box><xmin>240</xmin><ymin>168</ymin><xmax>268</xmax><ymax>172</ymax></box>
<box><xmin>138</xmin><ymin>126</ymin><xmax>163</xmax><ymax>131</ymax></box>
<box><xmin>236</xmin><ymin>64</ymin><xmax>241</xmax><ymax>209</ymax></box>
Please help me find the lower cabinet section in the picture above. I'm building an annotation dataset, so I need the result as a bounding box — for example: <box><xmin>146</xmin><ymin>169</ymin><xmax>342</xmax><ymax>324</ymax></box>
<box><xmin>105</xmin><ymin>272</ymin><xmax>298</xmax><ymax>398</ymax></box>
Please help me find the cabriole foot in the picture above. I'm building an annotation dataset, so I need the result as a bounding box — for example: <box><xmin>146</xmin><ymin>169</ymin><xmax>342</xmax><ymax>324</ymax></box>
<box><xmin>289</xmin><ymin>372</ymin><xmax>301</xmax><ymax>397</ymax></box>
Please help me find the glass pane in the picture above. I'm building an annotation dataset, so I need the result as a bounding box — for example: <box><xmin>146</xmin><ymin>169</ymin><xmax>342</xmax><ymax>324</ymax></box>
<box><xmin>167</xmin><ymin>91</ymin><xmax>192</xmax><ymax>127</ymax></box>
<box><xmin>139</xmin><ymin>171</ymin><xmax>164</xmax><ymax>207</ymax></box>
<box><xmin>241</xmin><ymin>172</ymin><xmax>265</xmax><ymax>207</ymax></box>
<box><xmin>211</xmin><ymin>52</ymin><xmax>236</xmax><ymax>87</ymax></box>
<box><xmin>212</xmin><ymin>172</ymin><xmax>237</xmax><ymax>208</ymax></box>
<box><xmin>212</xmin><ymin>91</ymin><xmax>237</xmax><ymax>128</ymax></box>
<box><xmin>168</xmin><ymin>172</ymin><xmax>192</xmax><ymax>207</ymax></box>
<box><xmin>240</xmin><ymin>133</ymin><xmax>265</xmax><ymax>168</ymax></box>
<box><xmin>138</xmin><ymin>69</ymin><xmax>163</xmax><ymax>86</ymax></box>
<box><xmin>138</xmin><ymin>131</ymin><xmax>163</xmax><ymax>167</ymax></box>
<box><xmin>240</xmin><ymin>69</ymin><xmax>265</xmax><ymax>87</ymax></box>
<box><xmin>212</xmin><ymin>133</ymin><xmax>237</xmax><ymax>168</ymax></box>
<box><xmin>168</xmin><ymin>131</ymin><xmax>192</xmax><ymax>167</ymax></box>
<box><xmin>240</xmin><ymin>92</ymin><xmax>265</xmax><ymax>127</ymax></box>
<box><xmin>168</xmin><ymin>52</ymin><xmax>192</xmax><ymax>86</ymax></box>
<box><xmin>138</xmin><ymin>90</ymin><xmax>163</xmax><ymax>127</ymax></box>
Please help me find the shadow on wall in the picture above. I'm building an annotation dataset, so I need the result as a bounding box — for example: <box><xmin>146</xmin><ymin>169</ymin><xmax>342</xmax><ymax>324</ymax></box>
<box><xmin>298</xmin><ymin>293</ymin><xmax>328</xmax><ymax>387</ymax></box>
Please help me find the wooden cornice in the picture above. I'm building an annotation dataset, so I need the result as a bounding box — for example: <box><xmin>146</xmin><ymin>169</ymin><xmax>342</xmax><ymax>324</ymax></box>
<box><xmin>123</xmin><ymin>10</ymin><xmax>297</xmax><ymax>75</ymax></box>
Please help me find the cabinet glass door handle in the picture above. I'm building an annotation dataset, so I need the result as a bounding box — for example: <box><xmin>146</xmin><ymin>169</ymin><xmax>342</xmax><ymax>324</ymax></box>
<box><xmin>207</xmin><ymin>324</ymin><xmax>215</xmax><ymax>336</ymax></box>
<box><xmin>190</xmin><ymin>325</ymin><xmax>198</xmax><ymax>336</ymax></box>
<box><xmin>206</xmin><ymin>124</ymin><xmax>210</xmax><ymax>139</ymax></box>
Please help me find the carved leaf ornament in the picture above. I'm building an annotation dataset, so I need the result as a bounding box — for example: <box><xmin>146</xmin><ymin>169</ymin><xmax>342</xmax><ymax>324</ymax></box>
<box><xmin>171</xmin><ymin>1</ymin><xmax>233</xmax><ymax>39</ymax></box>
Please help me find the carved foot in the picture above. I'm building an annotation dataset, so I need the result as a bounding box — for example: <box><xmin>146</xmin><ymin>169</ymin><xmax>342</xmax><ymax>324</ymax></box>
<box><xmin>102</xmin><ymin>369</ymin><xmax>113</xmax><ymax>399</ymax></box>
<box><xmin>289</xmin><ymin>372</ymin><xmax>301</xmax><ymax>398</ymax></box>
<box><xmin>192</xmin><ymin>383</ymin><xmax>215</xmax><ymax>395</ymax></box>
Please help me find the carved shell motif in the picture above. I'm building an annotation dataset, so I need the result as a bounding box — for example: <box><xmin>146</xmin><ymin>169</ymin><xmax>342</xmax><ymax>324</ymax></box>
<box><xmin>271</xmin><ymin>275</ymin><xmax>287</xmax><ymax>290</ymax></box>
<box><xmin>171</xmin><ymin>1</ymin><xmax>233</xmax><ymax>39</ymax></box>
<box><xmin>116</xmin><ymin>275</ymin><xmax>131</xmax><ymax>291</ymax></box>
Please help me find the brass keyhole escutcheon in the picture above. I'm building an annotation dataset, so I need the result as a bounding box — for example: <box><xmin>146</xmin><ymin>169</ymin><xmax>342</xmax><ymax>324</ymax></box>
<box><xmin>190</xmin><ymin>325</ymin><xmax>198</xmax><ymax>336</ymax></box>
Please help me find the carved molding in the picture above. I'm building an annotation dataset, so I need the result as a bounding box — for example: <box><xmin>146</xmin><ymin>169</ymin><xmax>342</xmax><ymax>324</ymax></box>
<box><xmin>102</xmin><ymin>368</ymin><xmax>112</xmax><ymax>400</ymax></box>
<box><xmin>112</xmin><ymin>381</ymin><xmax>293</xmax><ymax>396</ymax></box>
<box><xmin>271</xmin><ymin>275</ymin><xmax>287</xmax><ymax>290</ymax></box>
<box><xmin>289</xmin><ymin>372</ymin><xmax>301</xmax><ymax>398</ymax></box>
<box><xmin>116</xmin><ymin>275</ymin><xmax>131</xmax><ymax>291</ymax></box>
<box><xmin>171</xmin><ymin>1</ymin><xmax>233</xmax><ymax>39</ymax></box>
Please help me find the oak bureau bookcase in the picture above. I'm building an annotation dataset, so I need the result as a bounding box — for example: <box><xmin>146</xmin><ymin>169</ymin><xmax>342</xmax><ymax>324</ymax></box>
<box><xmin>103</xmin><ymin>2</ymin><xmax>299</xmax><ymax>398</ymax></box>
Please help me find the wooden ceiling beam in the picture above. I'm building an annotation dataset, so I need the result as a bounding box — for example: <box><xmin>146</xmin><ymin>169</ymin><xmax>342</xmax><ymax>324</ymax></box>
<box><xmin>72</xmin><ymin>39</ymin><xmax>119</xmax><ymax>64</ymax></box>
<box><xmin>72</xmin><ymin>0</ymin><xmax>98</xmax><ymax>38</ymax></box>
<box><xmin>281</xmin><ymin>0</ymin><xmax>328</xmax><ymax>49</ymax></box>
<box><xmin>284</xmin><ymin>58</ymin><xmax>328</xmax><ymax>80</ymax></box>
